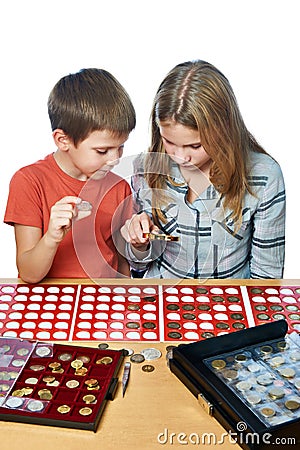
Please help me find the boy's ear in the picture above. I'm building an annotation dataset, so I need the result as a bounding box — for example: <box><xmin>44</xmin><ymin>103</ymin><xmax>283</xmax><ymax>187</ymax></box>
<box><xmin>52</xmin><ymin>129</ymin><xmax>71</xmax><ymax>151</ymax></box>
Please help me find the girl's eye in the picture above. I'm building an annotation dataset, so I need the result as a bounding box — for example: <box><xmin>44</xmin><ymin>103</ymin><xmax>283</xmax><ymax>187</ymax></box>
<box><xmin>191</xmin><ymin>144</ymin><xmax>202</xmax><ymax>149</ymax></box>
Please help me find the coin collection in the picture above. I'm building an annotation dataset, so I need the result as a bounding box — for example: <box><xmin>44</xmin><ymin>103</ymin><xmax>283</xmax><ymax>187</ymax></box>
<box><xmin>204</xmin><ymin>333</ymin><xmax>300</xmax><ymax>427</ymax></box>
<box><xmin>0</xmin><ymin>337</ymin><xmax>124</xmax><ymax>431</ymax></box>
<box><xmin>0</xmin><ymin>283</ymin><xmax>299</xmax><ymax>342</ymax></box>
<box><xmin>246</xmin><ymin>286</ymin><xmax>300</xmax><ymax>333</ymax></box>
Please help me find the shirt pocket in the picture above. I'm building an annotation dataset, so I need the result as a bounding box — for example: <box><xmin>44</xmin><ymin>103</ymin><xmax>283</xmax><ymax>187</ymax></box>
<box><xmin>212</xmin><ymin>209</ymin><xmax>252</xmax><ymax>249</ymax></box>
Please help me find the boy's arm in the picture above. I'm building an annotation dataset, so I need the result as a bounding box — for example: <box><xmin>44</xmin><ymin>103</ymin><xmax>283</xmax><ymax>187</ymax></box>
<box><xmin>14</xmin><ymin>196</ymin><xmax>90</xmax><ymax>283</ymax></box>
<box><xmin>116</xmin><ymin>252</ymin><xmax>131</xmax><ymax>277</ymax></box>
<box><xmin>15</xmin><ymin>224</ymin><xmax>59</xmax><ymax>283</ymax></box>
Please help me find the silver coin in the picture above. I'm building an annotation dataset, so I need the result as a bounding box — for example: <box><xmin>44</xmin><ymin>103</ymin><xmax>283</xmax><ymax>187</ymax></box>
<box><xmin>5</xmin><ymin>397</ymin><xmax>24</xmax><ymax>408</ymax></box>
<box><xmin>130</xmin><ymin>353</ymin><xmax>145</xmax><ymax>364</ymax></box>
<box><xmin>123</xmin><ymin>348</ymin><xmax>134</xmax><ymax>356</ymax></box>
<box><xmin>27</xmin><ymin>399</ymin><xmax>44</xmax><ymax>412</ymax></box>
<box><xmin>11</xmin><ymin>359</ymin><xmax>25</xmax><ymax>367</ymax></box>
<box><xmin>77</xmin><ymin>200</ymin><xmax>92</xmax><ymax>211</ymax></box>
<box><xmin>140</xmin><ymin>348</ymin><xmax>162</xmax><ymax>360</ymax></box>
<box><xmin>16</xmin><ymin>348</ymin><xmax>30</xmax><ymax>356</ymax></box>
<box><xmin>35</xmin><ymin>346</ymin><xmax>52</xmax><ymax>357</ymax></box>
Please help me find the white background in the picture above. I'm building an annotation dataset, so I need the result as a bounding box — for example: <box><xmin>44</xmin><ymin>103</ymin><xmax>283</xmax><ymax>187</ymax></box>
<box><xmin>0</xmin><ymin>0</ymin><xmax>299</xmax><ymax>279</ymax></box>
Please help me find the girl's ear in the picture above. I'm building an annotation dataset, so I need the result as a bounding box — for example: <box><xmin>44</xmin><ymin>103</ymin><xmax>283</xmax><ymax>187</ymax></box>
<box><xmin>52</xmin><ymin>129</ymin><xmax>71</xmax><ymax>151</ymax></box>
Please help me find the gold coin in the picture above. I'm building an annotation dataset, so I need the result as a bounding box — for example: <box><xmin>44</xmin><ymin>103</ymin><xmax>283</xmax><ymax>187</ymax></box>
<box><xmin>277</xmin><ymin>341</ymin><xmax>289</xmax><ymax>351</ymax></box>
<box><xmin>260</xmin><ymin>407</ymin><xmax>275</xmax><ymax>418</ymax></box>
<box><xmin>211</xmin><ymin>359</ymin><xmax>226</xmax><ymax>370</ymax></box>
<box><xmin>79</xmin><ymin>407</ymin><xmax>93</xmax><ymax>416</ymax></box>
<box><xmin>83</xmin><ymin>394</ymin><xmax>96</xmax><ymax>404</ymax></box>
<box><xmin>39</xmin><ymin>391</ymin><xmax>52</xmax><ymax>400</ymax></box>
<box><xmin>87</xmin><ymin>385</ymin><xmax>100</xmax><ymax>391</ymax></box>
<box><xmin>260</xmin><ymin>345</ymin><xmax>273</xmax><ymax>355</ymax></box>
<box><xmin>142</xmin><ymin>364</ymin><xmax>155</xmax><ymax>373</ymax></box>
<box><xmin>11</xmin><ymin>389</ymin><xmax>25</xmax><ymax>397</ymax></box>
<box><xmin>75</xmin><ymin>367</ymin><xmax>88</xmax><ymax>376</ymax></box>
<box><xmin>22</xmin><ymin>387</ymin><xmax>33</xmax><ymax>395</ymax></box>
<box><xmin>84</xmin><ymin>378</ymin><xmax>99</xmax><ymax>387</ymax></box>
<box><xmin>57</xmin><ymin>404</ymin><xmax>71</xmax><ymax>414</ymax></box>
<box><xmin>285</xmin><ymin>399</ymin><xmax>300</xmax><ymax>411</ymax></box>
<box><xmin>48</xmin><ymin>362</ymin><xmax>61</xmax><ymax>370</ymax></box>
<box><xmin>96</xmin><ymin>356</ymin><xmax>113</xmax><ymax>365</ymax></box>
<box><xmin>71</xmin><ymin>359</ymin><xmax>83</xmax><ymax>369</ymax></box>
<box><xmin>234</xmin><ymin>353</ymin><xmax>248</xmax><ymax>362</ymax></box>
<box><xmin>42</xmin><ymin>376</ymin><xmax>56</xmax><ymax>384</ymax></box>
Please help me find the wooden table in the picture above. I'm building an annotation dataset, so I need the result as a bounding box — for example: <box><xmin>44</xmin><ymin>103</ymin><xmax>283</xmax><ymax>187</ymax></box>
<box><xmin>1</xmin><ymin>278</ymin><xmax>299</xmax><ymax>450</ymax></box>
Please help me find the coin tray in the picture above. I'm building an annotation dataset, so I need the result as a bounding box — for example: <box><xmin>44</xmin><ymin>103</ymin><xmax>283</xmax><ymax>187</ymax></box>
<box><xmin>0</xmin><ymin>337</ymin><xmax>124</xmax><ymax>431</ymax></box>
<box><xmin>170</xmin><ymin>320</ymin><xmax>300</xmax><ymax>449</ymax></box>
<box><xmin>246</xmin><ymin>286</ymin><xmax>300</xmax><ymax>333</ymax></box>
<box><xmin>0</xmin><ymin>283</ymin><xmax>300</xmax><ymax>342</ymax></box>
<box><xmin>162</xmin><ymin>284</ymin><xmax>249</xmax><ymax>341</ymax></box>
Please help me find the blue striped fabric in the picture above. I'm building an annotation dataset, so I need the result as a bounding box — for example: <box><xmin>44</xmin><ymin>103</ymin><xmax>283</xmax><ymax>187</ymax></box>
<box><xmin>125</xmin><ymin>151</ymin><xmax>285</xmax><ymax>279</ymax></box>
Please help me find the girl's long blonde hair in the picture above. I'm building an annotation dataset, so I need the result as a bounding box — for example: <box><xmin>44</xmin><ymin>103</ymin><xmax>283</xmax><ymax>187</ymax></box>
<box><xmin>145</xmin><ymin>60</ymin><xmax>267</xmax><ymax>227</ymax></box>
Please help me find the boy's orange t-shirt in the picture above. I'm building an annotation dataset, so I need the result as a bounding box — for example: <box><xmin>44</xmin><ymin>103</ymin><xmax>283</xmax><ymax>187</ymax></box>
<box><xmin>4</xmin><ymin>154</ymin><xmax>132</xmax><ymax>278</ymax></box>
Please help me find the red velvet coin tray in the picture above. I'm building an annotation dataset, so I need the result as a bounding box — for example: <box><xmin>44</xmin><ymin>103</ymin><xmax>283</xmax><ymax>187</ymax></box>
<box><xmin>245</xmin><ymin>286</ymin><xmax>300</xmax><ymax>334</ymax></box>
<box><xmin>1</xmin><ymin>283</ymin><xmax>300</xmax><ymax>342</ymax></box>
<box><xmin>162</xmin><ymin>284</ymin><xmax>249</xmax><ymax>342</ymax></box>
<box><xmin>169</xmin><ymin>320</ymin><xmax>300</xmax><ymax>450</ymax></box>
<box><xmin>0</xmin><ymin>337</ymin><xmax>124</xmax><ymax>431</ymax></box>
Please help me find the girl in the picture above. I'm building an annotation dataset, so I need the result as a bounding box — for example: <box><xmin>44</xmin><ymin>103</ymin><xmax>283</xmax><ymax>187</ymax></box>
<box><xmin>121</xmin><ymin>60</ymin><xmax>285</xmax><ymax>279</ymax></box>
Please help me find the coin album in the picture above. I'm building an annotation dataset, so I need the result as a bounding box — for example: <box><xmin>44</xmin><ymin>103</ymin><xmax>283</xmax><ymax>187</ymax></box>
<box><xmin>0</xmin><ymin>283</ymin><xmax>299</xmax><ymax>343</ymax></box>
<box><xmin>0</xmin><ymin>337</ymin><xmax>124</xmax><ymax>431</ymax></box>
<box><xmin>169</xmin><ymin>320</ymin><xmax>300</xmax><ymax>449</ymax></box>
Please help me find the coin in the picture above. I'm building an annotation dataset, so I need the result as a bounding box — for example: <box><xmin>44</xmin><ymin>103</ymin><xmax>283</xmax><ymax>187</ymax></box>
<box><xmin>96</xmin><ymin>356</ymin><xmax>113</xmax><ymax>365</ymax></box>
<box><xmin>247</xmin><ymin>363</ymin><xmax>261</xmax><ymax>373</ymax></box>
<box><xmin>285</xmin><ymin>399</ymin><xmax>300</xmax><ymax>411</ymax></box>
<box><xmin>198</xmin><ymin>305</ymin><xmax>210</xmax><ymax>311</ymax></box>
<box><xmin>27</xmin><ymin>400</ymin><xmax>44</xmax><ymax>412</ymax></box>
<box><xmin>201</xmin><ymin>332</ymin><xmax>215</xmax><ymax>339</ymax></box>
<box><xmin>76</xmin><ymin>355</ymin><xmax>91</xmax><ymax>364</ymax></box>
<box><xmin>195</xmin><ymin>287</ymin><xmax>208</xmax><ymax>294</ymax></box>
<box><xmin>127</xmin><ymin>304</ymin><xmax>140</xmax><ymax>311</ymax></box>
<box><xmin>130</xmin><ymin>353</ymin><xmax>145</xmax><ymax>364</ymax></box>
<box><xmin>22</xmin><ymin>387</ymin><xmax>33</xmax><ymax>395</ymax></box>
<box><xmin>11</xmin><ymin>389</ymin><xmax>25</xmax><ymax>397</ymax></box>
<box><xmin>98</xmin><ymin>343</ymin><xmax>109</xmax><ymax>350</ymax></box>
<box><xmin>211</xmin><ymin>359</ymin><xmax>226</xmax><ymax>370</ymax></box>
<box><xmin>25</xmin><ymin>377</ymin><xmax>38</xmax><ymax>384</ymax></box>
<box><xmin>42</xmin><ymin>376</ymin><xmax>56</xmax><ymax>384</ymax></box>
<box><xmin>77</xmin><ymin>200</ymin><xmax>92</xmax><ymax>211</ymax></box>
<box><xmin>246</xmin><ymin>393</ymin><xmax>262</xmax><ymax>405</ymax></box>
<box><xmin>123</xmin><ymin>348</ymin><xmax>134</xmax><ymax>356</ymax></box>
<box><xmin>269</xmin><ymin>356</ymin><xmax>285</xmax><ymax>367</ymax></box>
<box><xmin>257</xmin><ymin>374</ymin><xmax>274</xmax><ymax>386</ymax></box>
<box><xmin>167</xmin><ymin>331</ymin><xmax>182</xmax><ymax>339</ymax></box>
<box><xmin>212</xmin><ymin>296</ymin><xmax>224</xmax><ymax>302</ymax></box>
<box><xmin>35</xmin><ymin>346</ymin><xmax>52</xmax><ymax>357</ymax></box>
<box><xmin>257</xmin><ymin>313</ymin><xmax>270</xmax><ymax>320</ymax></box>
<box><xmin>142</xmin><ymin>364</ymin><xmax>155</xmax><ymax>372</ymax></box>
<box><xmin>279</xmin><ymin>367</ymin><xmax>296</xmax><ymax>378</ymax></box>
<box><xmin>260</xmin><ymin>407</ymin><xmax>275</xmax><ymax>418</ymax></box>
<box><xmin>140</xmin><ymin>348</ymin><xmax>161</xmax><ymax>360</ymax></box>
<box><xmin>58</xmin><ymin>352</ymin><xmax>73</xmax><ymax>362</ymax></box>
<box><xmin>294</xmin><ymin>378</ymin><xmax>300</xmax><ymax>390</ymax></box>
<box><xmin>5</xmin><ymin>397</ymin><xmax>24</xmax><ymax>408</ymax></box>
<box><xmin>182</xmin><ymin>313</ymin><xmax>196</xmax><ymax>320</ymax></box>
<box><xmin>66</xmin><ymin>380</ymin><xmax>80</xmax><ymax>389</ymax></box>
<box><xmin>290</xmin><ymin>350</ymin><xmax>300</xmax><ymax>361</ymax></box>
<box><xmin>83</xmin><ymin>394</ymin><xmax>96</xmax><ymax>404</ymax></box>
<box><xmin>11</xmin><ymin>359</ymin><xmax>25</xmax><ymax>368</ymax></box>
<box><xmin>71</xmin><ymin>359</ymin><xmax>83</xmax><ymax>369</ymax></box>
<box><xmin>268</xmin><ymin>387</ymin><xmax>285</xmax><ymax>399</ymax></box>
<box><xmin>234</xmin><ymin>353</ymin><xmax>248</xmax><ymax>362</ymax></box>
<box><xmin>16</xmin><ymin>348</ymin><xmax>30</xmax><ymax>356</ymax></box>
<box><xmin>167</xmin><ymin>322</ymin><xmax>181</xmax><ymax>329</ymax></box>
<box><xmin>79</xmin><ymin>407</ymin><xmax>93</xmax><ymax>416</ymax></box>
<box><xmin>142</xmin><ymin>322</ymin><xmax>156</xmax><ymax>329</ymax></box>
<box><xmin>182</xmin><ymin>304</ymin><xmax>195</xmax><ymax>311</ymax></box>
<box><xmin>84</xmin><ymin>379</ymin><xmax>99</xmax><ymax>388</ymax></box>
<box><xmin>222</xmin><ymin>369</ymin><xmax>238</xmax><ymax>381</ymax></box>
<box><xmin>236</xmin><ymin>381</ymin><xmax>252</xmax><ymax>391</ymax></box>
<box><xmin>126</xmin><ymin>322</ymin><xmax>140</xmax><ymax>329</ymax></box>
<box><xmin>260</xmin><ymin>345</ymin><xmax>273</xmax><ymax>355</ymax></box>
<box><xmin>75</xmin><ymin>367</ymin><xmax>88</xmax><ymax>376</ymax></box>
<box><xmin>216</xmin><ymin>322</ymin><xmax>229</xmax><ymax>330</ymax></box>
<box><xmin>57</xmin><ymin>404</ymin><xmax>71</xmax><ymax>414</ymax></box>
<box><xmin>49</xmin><ymin>362</ymin><xmax>62</xmax><ymax>370</ymax></box>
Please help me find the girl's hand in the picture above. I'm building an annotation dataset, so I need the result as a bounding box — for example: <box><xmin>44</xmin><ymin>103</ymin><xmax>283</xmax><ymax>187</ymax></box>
<box><xmin>121</xmin><ymin>212</ymin><xmax>158</xmax><ymax>250</ymax></box>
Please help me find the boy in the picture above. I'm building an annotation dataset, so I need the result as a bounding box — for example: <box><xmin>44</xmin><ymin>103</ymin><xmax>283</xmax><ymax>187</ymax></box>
<box><xmin>4</xmin><ymin>68</ymin><xmax>136</xmax><ymax>283</ymax></box>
